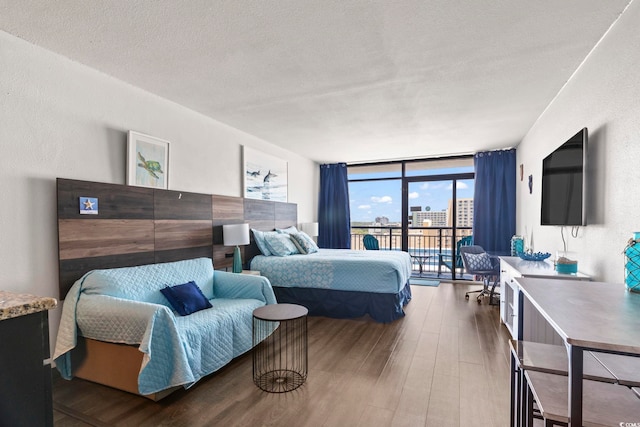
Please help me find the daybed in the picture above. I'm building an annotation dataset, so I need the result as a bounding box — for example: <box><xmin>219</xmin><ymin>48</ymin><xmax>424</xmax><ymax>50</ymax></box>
<box><xmin>53</xmin><ymin>257</ymin><xmax>276</xmax><ymax>400</ymax></box>
<box><xmin>249</xmin><ymin>228</ymin><xmax>412</xmax><ymax>323</ymax></box>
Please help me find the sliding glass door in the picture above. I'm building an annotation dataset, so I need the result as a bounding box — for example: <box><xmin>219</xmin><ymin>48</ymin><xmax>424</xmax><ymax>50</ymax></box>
<box><xmin>405</xmin><ymin>174</ymin><xmax>474</xmax><ymax>279</ymax></box>
<box><xmin>348</xmin><ymin>157</ymin><xmax>474</xmax><ymax>279</ymax></box>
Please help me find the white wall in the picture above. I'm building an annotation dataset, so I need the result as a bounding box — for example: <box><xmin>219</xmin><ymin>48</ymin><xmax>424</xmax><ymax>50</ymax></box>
<box><xmin>0</xmin><ymin>31</ymin><xmax>319</xmax><ymax>346</ymax></box>
<box><xmin>516</xmin><ymin>1</ymin><xmax>640</xmax><ymax>283</ymax></box>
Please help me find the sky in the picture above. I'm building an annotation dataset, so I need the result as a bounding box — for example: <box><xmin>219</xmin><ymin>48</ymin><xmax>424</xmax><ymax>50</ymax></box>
<box><xmin>348</xmin><ymin>168</ymin><xmax>475</xmax><ymax>223</ymax></box>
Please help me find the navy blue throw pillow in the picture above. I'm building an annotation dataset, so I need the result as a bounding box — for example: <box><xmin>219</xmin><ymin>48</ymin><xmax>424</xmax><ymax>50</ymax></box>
<box><xmin>160</xmin><ymin>281</ymin><xmax>212</xmax><ymax>316</ymax></box>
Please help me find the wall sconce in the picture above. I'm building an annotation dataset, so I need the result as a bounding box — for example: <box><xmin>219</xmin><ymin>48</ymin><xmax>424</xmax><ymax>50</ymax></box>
<box><xmin>299</xmin><ymin>222</ymin><xmax>319</xmax><ymax>239</ymax></box>
<box><xmin>222</xmin><ymin>223</ymin><xmax>250</xmax><ymax>273</ymax></box>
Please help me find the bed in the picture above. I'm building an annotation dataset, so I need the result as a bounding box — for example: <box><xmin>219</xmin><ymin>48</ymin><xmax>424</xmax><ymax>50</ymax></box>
<box><xmin>250</xmin><ymin>248</ymin><xmax>412</xmax><ymax>322</ymax></box>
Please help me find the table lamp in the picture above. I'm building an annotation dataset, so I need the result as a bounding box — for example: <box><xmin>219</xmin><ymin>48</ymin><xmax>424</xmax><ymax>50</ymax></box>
<box><xmin>299</xmin><ymin>222</ymin><xmax>319</xmax><ymax>240</ymax></box>
<box><xmin>223</xmin><ymin>223</ymin><xmax>250</xmax><ymax>273</ymax></box>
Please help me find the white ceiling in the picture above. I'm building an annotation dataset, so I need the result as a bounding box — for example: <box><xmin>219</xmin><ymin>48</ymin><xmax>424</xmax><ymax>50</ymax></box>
<box><xmin>0</xmin><ymin>1</ymin><xmax>631</xmax><ymax>163</ymax></box>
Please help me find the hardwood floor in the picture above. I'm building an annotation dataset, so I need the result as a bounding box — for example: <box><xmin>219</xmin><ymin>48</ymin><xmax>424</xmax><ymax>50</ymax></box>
<box><xmin>52</xmin><ymin>282</ymin><xmax>512</xmax><ymax>427</ymax></box>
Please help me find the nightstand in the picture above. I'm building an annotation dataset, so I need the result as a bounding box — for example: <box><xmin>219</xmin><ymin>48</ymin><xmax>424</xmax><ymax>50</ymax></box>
<box><xmin>241</xmin><ymin>270</ymin><xmax>260</xmax><ymax>276</ymax></box>
<box><xmin>0</xmin><ymin>291</ymin><xmax>57</xmax><ymax>426</ymax></box>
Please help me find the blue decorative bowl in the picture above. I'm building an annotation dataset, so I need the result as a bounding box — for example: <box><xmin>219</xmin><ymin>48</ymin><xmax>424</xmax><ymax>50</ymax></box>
<box><xmin>517</xmin><ymin>251</ymin><xmax>551</xmax><ymax>261</ymax></box>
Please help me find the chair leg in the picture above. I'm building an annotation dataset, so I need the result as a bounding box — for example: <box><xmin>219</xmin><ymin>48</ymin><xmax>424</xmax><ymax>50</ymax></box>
<box><xmin>489</xmin><ymin>279</ymin><xmax>500</xmax><ymax>306</ymax></box>
<box><xmin>525</xmin><ymin>379</ymin><xmax>534</xmax><ymax>427</ymax></box>
<box><xmin>510</xmin><ymin>353</ymin><xmax>519</xmax><ymax>427</ymax></box>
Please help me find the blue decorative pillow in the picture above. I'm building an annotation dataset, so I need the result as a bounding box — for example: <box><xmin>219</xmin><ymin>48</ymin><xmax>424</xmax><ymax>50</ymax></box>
<box><xmin>251</xmin><ymin>229</ymin><xmax>279</xmax><ymax>256</ymax></box>
<box><xmin>289</xmin><ymin>231</ymin><xmax>319</xmax><ymax>254</ymax></box>
<box><xmin>160</xmin><ymin>281</ymin><xmax>212</xmax><ymax>316</ymax></box>
<box><xmin>465</xmin><ymin>252</ymin><xmax>493</xmax><ymax>271</ymax></box>
<box><xmin>264</xmin><ymin>233</ymin><xmax>300</xmax><ymax>256</ymax></box>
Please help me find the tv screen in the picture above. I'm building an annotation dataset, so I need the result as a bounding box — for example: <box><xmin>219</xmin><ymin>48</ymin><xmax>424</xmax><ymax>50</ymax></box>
<box><xmin>540</xmin><ymin>128</ymin><xmax>587</xmax><ymax>226</ymax></box>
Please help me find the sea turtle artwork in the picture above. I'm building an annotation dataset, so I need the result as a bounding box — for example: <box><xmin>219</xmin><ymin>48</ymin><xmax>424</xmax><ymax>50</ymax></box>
<box><xmin>137</xmin><ymin>152</ymin><xmax>164</xmax><ymax>180</ymax></box>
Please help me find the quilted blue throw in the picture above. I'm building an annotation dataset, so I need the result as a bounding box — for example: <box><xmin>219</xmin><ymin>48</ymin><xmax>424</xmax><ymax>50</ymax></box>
<box><xmin>53</xmin><ymin>258</ymin><xmax>274</xmax><ymax>395</ymax></box>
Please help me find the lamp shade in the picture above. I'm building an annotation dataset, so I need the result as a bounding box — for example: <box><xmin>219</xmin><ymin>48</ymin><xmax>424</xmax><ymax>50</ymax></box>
<box><xmin>300</xmin><ymin>222</ymin><xmax>319</xmax><ymax>237</ymax></box>
<box><xmin>223</xmin><ymin>223</ymin><xmax>250</xmax><ymax>246</ymax></box>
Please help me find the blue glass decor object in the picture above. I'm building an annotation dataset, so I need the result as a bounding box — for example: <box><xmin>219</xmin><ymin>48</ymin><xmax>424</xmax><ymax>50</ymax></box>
<box><xmin>556</xmin><ymin>262</ymin><xmax>578</xmax><ymax>274</ymax></box>
<box><xmin>624</xmin><ymin>232</ymin><xmax>640</xmax><ymax>292</ymax></box>
<box><xmin>517</xmin><ymin>251</ymin><xmax>551</xmax><ymax>261</ymax></box>
<box><xmin>556</xmin><ymin>251</ymin><xmax>578</xmax><ymax>274</ymax></box>
<box><xmin>511</xmin><ymin>235</ymin><xmax>524</xmax><ymax>256</ymax></box>
<box><xmin>232</xmin><ymin>245</ymin><xmax>243</xmax><ymax>273</ymax></box>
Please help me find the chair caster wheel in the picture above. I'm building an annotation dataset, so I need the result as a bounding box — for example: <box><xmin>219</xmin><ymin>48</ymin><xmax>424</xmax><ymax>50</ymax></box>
<box><xmin>477</xmin><ymin>299</ymin><xmax>482</xmax><ymax>304</ymax></box>
<box><xmin>465</xmin><ymin>294</ymin><xmax>469</xmax><ymax>300</ymax></box>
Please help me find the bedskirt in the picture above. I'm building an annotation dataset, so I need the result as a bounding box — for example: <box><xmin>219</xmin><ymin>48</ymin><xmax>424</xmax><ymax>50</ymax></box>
<box><xmin>272</xmin><ymin>281</ymin><xmax>412</xmax><ymax>323</ymax></box>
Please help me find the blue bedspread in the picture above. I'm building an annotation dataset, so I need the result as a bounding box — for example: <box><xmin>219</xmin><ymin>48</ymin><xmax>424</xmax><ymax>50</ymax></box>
<box><xmin>250</xmin><ymin>249</ymin><xmax>412</xmax><ymax>294</ymax></box>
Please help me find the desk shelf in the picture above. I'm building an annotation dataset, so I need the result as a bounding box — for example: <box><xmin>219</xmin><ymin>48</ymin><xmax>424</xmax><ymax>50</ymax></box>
<box><xmin>499</xmin><ymin>257</ymin><xmax>590</xmax><ymax>344</ymax></box>
<box><xmin>514</xmin><ymin>278</ymin><xmax>640</xmax><ymax>426</ymax></box>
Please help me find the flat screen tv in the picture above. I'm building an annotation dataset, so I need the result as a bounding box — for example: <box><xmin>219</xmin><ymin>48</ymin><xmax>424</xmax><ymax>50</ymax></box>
<box><xmin>540</xmin><ymin>128</ymin><xmax>587</xmax><ymax>226</ymax></box>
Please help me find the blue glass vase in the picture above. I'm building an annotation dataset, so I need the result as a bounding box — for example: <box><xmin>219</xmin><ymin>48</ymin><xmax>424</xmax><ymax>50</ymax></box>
<box><xmin>624</xmin><ymin>232</ymin><xmax>640</xmax><ymax>292</ymax></box>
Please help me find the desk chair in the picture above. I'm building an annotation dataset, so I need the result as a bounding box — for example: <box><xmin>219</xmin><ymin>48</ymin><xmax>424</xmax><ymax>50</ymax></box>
<box><xmin>363</xmin><ymin>234</ymin><xmax>379</xmax><ymax>250</ymax></box>
<box><xmin>459</xmin><ymin>245</ymin><xmax>499</xmax><ymax>304</ymax></box>
<box><xmin>437</xmin><ymin>235</ymin><xmax>472</xmax><ymax>277</ymax></box>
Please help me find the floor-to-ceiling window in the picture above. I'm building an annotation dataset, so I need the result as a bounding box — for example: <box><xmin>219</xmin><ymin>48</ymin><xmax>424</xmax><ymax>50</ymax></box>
<box><xmin>348</xmin><ymin>156</ymin><xmax>474</xmax><ymax>279</ymax></box>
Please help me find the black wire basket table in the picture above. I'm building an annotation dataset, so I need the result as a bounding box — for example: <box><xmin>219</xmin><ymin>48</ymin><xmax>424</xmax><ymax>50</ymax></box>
<box><xmin>252</xmin><ymin>303</ymin><xmax>308</xmax><ymax>393</ymax></box>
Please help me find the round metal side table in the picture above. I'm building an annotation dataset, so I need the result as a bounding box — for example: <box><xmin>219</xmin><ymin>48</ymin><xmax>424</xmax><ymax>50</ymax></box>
<box><xmin>252</xmin><ymin>303</ymin><xmax>308</xmax><ymax>393</ymax></box>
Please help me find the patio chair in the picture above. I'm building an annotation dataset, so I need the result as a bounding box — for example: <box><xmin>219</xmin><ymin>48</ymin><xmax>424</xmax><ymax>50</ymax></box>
<box><xmin>459</xmin><ymin>245</ymin><xmax>500</xmax><ymax>304</ymax></box>
<box><xmin>363</xmin><ymin>234</ymin><xmax>380</xmax><ymax>250</ymax></box>
<box><xmin>437</xmin><ymin>235</ymin><xmax>473</xmax><ymax>277</ymax></box>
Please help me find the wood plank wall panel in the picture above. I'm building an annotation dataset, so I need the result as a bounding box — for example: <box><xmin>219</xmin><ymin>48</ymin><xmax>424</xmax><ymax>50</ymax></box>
<box><xmin>59</xmin><ymin>252</ymin><xmax>156</xmax><ymax>297</ymax></box>
<box><xmin>57</xmin><ymin>178</ymin><xmax>153</xmax><ymax>219</ymax></box>
<box><xmin>154</xmin><ymin>247</ymin><xmax>215</xmax><ymax>265</ymax></box>
<box><xmin>212</xmin><ymin>248</ymin><xmax>235</xmax><ymax>270</ymax></box>
<box><xmin>212</xmin><ymin>195</ymin><xmax>244</xmax><ymax>224</ymax></box>
<box><xmin>154</xmin><ymin>220</ymin><xmax>213</xmax><ymax>251</ymax></box>
<box><xmin>58</xmin><ymin>179</ymin><xmax>296</xmax><ymax>297</ymax></box>
<box><xmin>212</xmin><ymin>195</ymin><xmax>245</xmax><ymax>270</ymax></box>
<box><xmin>58</xmin><ymin>219</ymin><xmax>154</xmax><ymax>259</ymax></box>
<box><xmin>153</xmin><ymin>190</ymin><xmax>213</xmax><ymax>263</ymax></box>
<box><xmin>212</xmin><ymin>195</ymin><xmax>244</xmax><ymax>244</ymax></box>
<box><xmin>57</xmin><ymin>179</ymin><xmax>155</xmax><ymax>298</ymax></box>
<box><xmin>275</xmin><ymin>203</ymin><xmax>298</xmax><ymax>230</ymax></box>
<box><xmin>154</xmin><ymin>190</ymin><xmax>212</xmax><ymax>220</ymax></box>
<box><xmin>243</xmin><ymin>199</ymin><xmax>275</xmax><ymax>264</ymax></box>
<box><xmin>244</xmin><ymin>199</ymin><xmax>275</xmax><ymax>227</ymax></box>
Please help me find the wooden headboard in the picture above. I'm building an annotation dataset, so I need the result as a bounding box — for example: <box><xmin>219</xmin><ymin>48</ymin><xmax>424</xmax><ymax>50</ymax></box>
<box><xmin>57</xmin><ymin>178</ymin><xmax>297</xmax><ymax>299</ymax></box>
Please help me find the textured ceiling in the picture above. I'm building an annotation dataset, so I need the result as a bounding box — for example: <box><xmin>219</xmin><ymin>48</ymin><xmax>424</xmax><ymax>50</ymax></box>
<box><xmin>0</xmin><ymin>0</ymin><xmax>631</xmax><ymax>163</ymax></box>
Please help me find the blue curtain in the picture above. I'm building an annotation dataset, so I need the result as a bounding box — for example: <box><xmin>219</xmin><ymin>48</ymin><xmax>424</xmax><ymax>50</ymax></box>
<box><xmin>473</xmin><ymin>149</ymin><xmax>516</xmax><ymax>256</ymax></box>
<box><xmin>318</xmin><ymin>163</ymin><xmax>351</xmax><ymax>249</ymax></box>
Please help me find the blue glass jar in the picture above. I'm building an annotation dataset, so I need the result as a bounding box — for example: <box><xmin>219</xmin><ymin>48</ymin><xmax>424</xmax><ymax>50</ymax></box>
<box><xmin>624</xmin><ymin>232</ymin><xmax>640</xmax><ymax>292</ymax></box>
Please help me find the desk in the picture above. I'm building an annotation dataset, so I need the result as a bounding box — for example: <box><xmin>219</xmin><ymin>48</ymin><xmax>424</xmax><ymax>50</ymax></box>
<box><xmin>499</xmin><ymin>257</ymin><xmax>590</xmax><ymax>342</ymax></box>
<box><xmin>515</xmin><ymin>278</ymin><xmax>640</xmax><ymax>426</ymax></box>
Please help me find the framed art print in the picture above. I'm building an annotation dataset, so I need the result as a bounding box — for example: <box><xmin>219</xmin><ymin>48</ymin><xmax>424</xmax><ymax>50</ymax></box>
<box><xmin>243</xmin><ymin>146</ymin><xmax>288</xmax><ymax>202</ymax></box>
<box><xmin>127</xmin><ymin>131</ymin><xmax>169</xmax><ymax>189</ymax></box>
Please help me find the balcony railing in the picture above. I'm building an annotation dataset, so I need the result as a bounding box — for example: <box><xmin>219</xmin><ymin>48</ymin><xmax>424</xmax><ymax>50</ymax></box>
<box><xmin>351</xmin><ymin>225</ymin><xmax>472</xmax><ymax>278</ymax></box>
